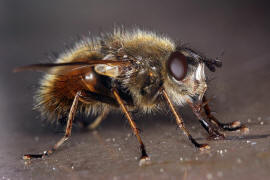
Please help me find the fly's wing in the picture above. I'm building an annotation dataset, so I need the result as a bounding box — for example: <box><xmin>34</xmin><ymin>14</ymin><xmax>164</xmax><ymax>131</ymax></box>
<box><xmin>13</xmin><ymin>60</ymin><xmax>131</xmax><ymax>78</ymax></box>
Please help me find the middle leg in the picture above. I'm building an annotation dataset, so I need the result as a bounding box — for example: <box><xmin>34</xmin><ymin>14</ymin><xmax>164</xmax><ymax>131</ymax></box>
<box><xmin>113</xmin><ymin>89</ymin><xmax>150</xmax><ymax>166</ymax></box>
<box><xmin>87</xmin><ymin>108</ymin><xmax>110</xmax><ymax>130</ymax></box>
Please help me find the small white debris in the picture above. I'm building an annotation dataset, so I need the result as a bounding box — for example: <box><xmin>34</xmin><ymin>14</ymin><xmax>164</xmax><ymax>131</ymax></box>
<box><xmin>246</xmin><ymin>140</ymin><xmax>251</xmax><ymax>143</ymax></box>
<box><xmin>71</xmin><ymin>166</ymin><xmax>74</xmax><ymax>170</ymax></box>
<box><xmin>112</xmin><ymin>138</ymin><xmax>116</xmax><ymax>142</ymax></box>
<box><xmin>251</xmin><ymin>142</ymin><xmax>257</xmax><ymax>145</ymax></box>
<box><xmin>134</xmin><ymin>156</ymin><xmax>138</xmax><ymax>160</ymax></box>
<box><xmin>118</xmin><ymin>147</ymin><xmax>121</xmax><ymax>151</ymax></box>
<box><xmin>160</xmin><ymin>168</ymin><xmax>164</xmax><ymax>173</ymax></box>
<box><xmin>217</xmin><ymin>150</ymin><xmax>224</xmax><ymax>155</ymax></box>
<box><xmin>206</xmin><ymin>173</ymin><xmax>213</xmax><ymax>180</ymax></box>
<box><xmin>236</xmin><ymin>158</ymin><xmax>242</xmax><ymax>164</ymax></box>
<box><xmin>52</xmin><ymin>167</ymin><xmax>56</xmax><ymax>171</ymax></box>
<box><xmin>179</xmin><ymin>157</ymin><xmax>183</xmax><ymax>161</ymax></box>
<box><xmin>220</xmin><ymin>150</ymin><xmax>223</xmax><ymax>155</ymax></box>
<box><xmin>123</xmin><ymin>55</ymin><xmax>128</xmax><ymax>58</ymax></box>
<box><xmin>217</xmin><ymin>171</ymin><xmax>223</xmax><ymax>177</ymax></box>
<box><xmin>257</xmin><ymin>117</ymin><xmax>262</xmax><ymax>121</ymax></box>
<box><xmin>2</xmin><ymin>176</ymin><xmax>11</xmax><ymax>180</ymax></box>
<box><xmin>260</xmin><ymin>121</ymin><xmax>264</xmax><ymax>125</ymax></box>
<box><xmin>195</xmin><ymin>156</ymin><xmax>198</xmax><ymax>160</ymax></box>
<box><xmin>224</xmin><ymin>149</ymin><xmax>227</xmax><ymax>153</ymax></box>
<box><xmin>247</xmin><ymin>118</ymin><xmax>252</xmax><ymax>123</ymax></box>
<box><xmin>105</xmin><ymin>138</ymin><xmax>111</xmax><ymax>142</ymax></box>
<box><xmin>34</xmin><ymin>136</ymin><xmax>39</xmax><ymax>142</ymax></box>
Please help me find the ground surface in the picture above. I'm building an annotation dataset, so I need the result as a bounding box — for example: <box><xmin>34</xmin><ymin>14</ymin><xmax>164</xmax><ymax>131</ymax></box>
<box><xmin>1</xmin><ymin>1</ymin><xmax>270</xmax><ymax>179</ymax></box>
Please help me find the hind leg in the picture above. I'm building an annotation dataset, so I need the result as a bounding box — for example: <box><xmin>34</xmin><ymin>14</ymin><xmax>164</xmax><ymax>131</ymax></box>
<box><xmin>23</xmin><ymin>91</ymin><xmax>80</xmax><ymax>160</ymax></box>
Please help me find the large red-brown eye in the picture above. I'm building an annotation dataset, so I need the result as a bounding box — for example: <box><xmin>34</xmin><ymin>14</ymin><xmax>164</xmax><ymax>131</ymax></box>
<box><xmin>167</xmin><ymin>51</ymin><xmax>188</xmax><ymax>81</ymax></box>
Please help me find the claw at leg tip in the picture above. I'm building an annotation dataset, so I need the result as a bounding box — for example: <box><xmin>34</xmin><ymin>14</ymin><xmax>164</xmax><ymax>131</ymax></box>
<box><xmin>240</xmin><ymin>126</ymin><xmax>249</xmax><ymax>134</ymax></box>
<box><xmin>139</xmin><ymin>156</ymin><xmax>151</xmax><ymax>166</ymax></box>
<box><xmin>23</xmin><ymin>155</ymin><xmax>31</xmax><ymax>160</ymax></box>
<box><xmin>232</xmin><ymin>121</ymin><xmax>241</xmax><ymax>128</ymax></box>
<box><xmin>199</xmin><ymin>144</ymin><xmax>210</xmax><ymax>151</ymax></box>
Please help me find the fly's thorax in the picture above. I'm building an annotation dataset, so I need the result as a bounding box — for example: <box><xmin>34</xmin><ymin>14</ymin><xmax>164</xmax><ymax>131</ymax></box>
<box><xmin>121</xmin><ymin>57</ymin><xmax>164</xmax><ymax>109</ymax></box>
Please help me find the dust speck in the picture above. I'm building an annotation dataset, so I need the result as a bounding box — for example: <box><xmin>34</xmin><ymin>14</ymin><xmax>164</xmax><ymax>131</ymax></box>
<box><xmin>34</xmin><ymin>136</ymin><xmax>39</xmax><ymax>142</ymax></box>
<box><xmin>236</xmin><ymin>158</ymin><xmax>242</xmax><ymax>164</ymax></box>
<box><xmin>217</xmin><ymin>171</ymin><xmax>223</xmax><ymax>177</ymax></box>
<box><xmin>251</xmin><ymin>142</ymin><xmax>257</xmax><ymax>145</ymax></box>
<box><xmin>206</xmin><ymin>173</ymin><xmax>213</xmax><ymax>180</ymax></box>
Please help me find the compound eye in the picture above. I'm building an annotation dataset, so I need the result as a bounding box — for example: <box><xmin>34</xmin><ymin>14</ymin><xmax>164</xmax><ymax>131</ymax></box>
<box><xmin>167</xmin><ymin>51</ymin><xmax>188</xmax><ymax>81</ymax></box>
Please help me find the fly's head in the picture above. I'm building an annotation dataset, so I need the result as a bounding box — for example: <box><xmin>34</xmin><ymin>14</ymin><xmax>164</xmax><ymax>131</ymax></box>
<box><xmin>163</xmin><ymin>45</ymin><xmax>222</xmax><ymax>105</ymax></box>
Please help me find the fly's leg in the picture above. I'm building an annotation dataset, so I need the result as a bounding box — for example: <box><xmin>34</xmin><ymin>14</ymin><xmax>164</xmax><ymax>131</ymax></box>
<box><xmin>87</xmin><ymin>108</ymin><xmax>110</xmax><ymax>130</ymax></box>
<box><xmin>162</xmin><ymin>89</ymin><xmax>210</xmax><ymax>150</ymax></box>
<box><xmin>188</xmin><ymin>102</ymin><xmax>225</xmax><ymax>140</ymax></box>
<box><xmin>202</xmin><ymin>96</ymin><xmax>248</xmax><ymax>133</ymax></box>
<box><xmin>113</xmin><ymin>89</ymin><xmax>150</xmax><ymax>166</ymax></box>
<box><xmin>23</xmin><ymin>91</ymin><xmax>80</xmax><ymax>160</ymax></box>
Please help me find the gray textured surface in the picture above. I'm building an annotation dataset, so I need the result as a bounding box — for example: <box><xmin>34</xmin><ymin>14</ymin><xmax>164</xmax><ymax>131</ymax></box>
<box><xmin>1</xmin><ymin>0</ymin><xmax>270</xmax><ymax>179</ymax></box>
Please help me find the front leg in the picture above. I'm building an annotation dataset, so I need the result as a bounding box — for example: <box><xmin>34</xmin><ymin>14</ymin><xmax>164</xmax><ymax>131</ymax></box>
<box><xmin>162</xmin><ymin>89</ymin><xmax>210</xmax><ymax>150</ymax></box>
<box><xmin>188</xmin><ymin>102</ymin><xmax>225</xmax><ymax>140</ymax></box>
<box><xmin>202</xmin><ymin>95</ymin><xmax>249</xmax><ymax>133</ymax></box>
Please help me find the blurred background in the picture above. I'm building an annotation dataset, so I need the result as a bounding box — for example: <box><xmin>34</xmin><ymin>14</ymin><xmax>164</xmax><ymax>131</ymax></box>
<box><xmin>1</xmin><ymin>0</ymin><xmax>270</xmax><ymax>179</ymax></box>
